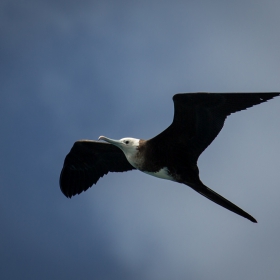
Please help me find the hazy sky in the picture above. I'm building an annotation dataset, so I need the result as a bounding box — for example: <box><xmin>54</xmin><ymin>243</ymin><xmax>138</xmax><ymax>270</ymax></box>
<box><xmin>1</xmin><ymin>1</ymin><xmax>280</xmax><ymax>279</ymax></box>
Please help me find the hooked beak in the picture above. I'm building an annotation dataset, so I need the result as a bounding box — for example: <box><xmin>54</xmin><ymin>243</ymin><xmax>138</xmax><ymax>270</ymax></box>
<box><xmin>98</xmin><ymin>136</ymin><xmax>122</xmax><ymax>147</ymax></box>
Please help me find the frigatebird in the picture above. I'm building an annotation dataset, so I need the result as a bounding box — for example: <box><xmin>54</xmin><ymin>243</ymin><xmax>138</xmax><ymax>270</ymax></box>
<box><xmin>60</xmin><ymin>92</ymin><xmax>280</xmax><ymax>223</ymax></box>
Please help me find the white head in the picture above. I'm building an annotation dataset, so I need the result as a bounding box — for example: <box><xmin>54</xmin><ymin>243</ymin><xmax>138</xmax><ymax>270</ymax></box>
<box><xmin>98</xmin><ymin>136</ymin><xmax>140</xmax><ymax>163</ymax></box>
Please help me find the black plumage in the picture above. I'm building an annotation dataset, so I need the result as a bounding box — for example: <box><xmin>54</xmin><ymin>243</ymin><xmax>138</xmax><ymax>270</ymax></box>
<box><xmin>60</xmin><ymin>140</ymin><xmax>135</xmax><ymax>198</ymax></box>
<box><xmin>60</xmin><ymin>92</ymin><xmax>280</xmax><ymax>222</ymax></box>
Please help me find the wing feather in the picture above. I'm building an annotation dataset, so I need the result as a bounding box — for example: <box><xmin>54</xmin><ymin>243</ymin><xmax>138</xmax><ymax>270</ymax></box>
<box><xmin>60</xmin><ymin>140</ymin><xmax>135</xmax><ymax>197</ymax></box>
<box><xmin>147</xmin><ymin>92</ymin><xmax>280</xmax><ymax>165</ymax></box>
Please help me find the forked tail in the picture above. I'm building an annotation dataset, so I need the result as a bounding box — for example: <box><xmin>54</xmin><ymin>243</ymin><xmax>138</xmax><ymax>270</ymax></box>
<box><xmin>189</xmin><ymin>182</ymin><xmax>257</xmax><ymax>223</ymax></box>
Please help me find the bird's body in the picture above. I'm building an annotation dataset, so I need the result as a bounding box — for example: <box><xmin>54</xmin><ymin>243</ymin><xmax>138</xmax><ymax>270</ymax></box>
<box><xmin>60</xmin><ymin>92</ymin><xmax>280</xmax><ymax>223</ymax></box>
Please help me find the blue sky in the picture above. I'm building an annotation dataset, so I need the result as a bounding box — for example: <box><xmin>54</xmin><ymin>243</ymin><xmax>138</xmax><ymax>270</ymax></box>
<box><xmin>1</xmin><ymin>1</ymin><xmax>280</xmax><ymax>279</ymax></box>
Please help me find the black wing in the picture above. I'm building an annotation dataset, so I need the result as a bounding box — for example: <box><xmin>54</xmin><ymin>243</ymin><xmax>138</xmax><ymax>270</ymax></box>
<box><xmin>148</xmin><ymin>92</ymin><xmax>280</xmax><ymax>164</ymax></box>
<box><xmin>60</xmin><ymin>140</ymin><xmax>135</xmax><ymax>198</ymax></box>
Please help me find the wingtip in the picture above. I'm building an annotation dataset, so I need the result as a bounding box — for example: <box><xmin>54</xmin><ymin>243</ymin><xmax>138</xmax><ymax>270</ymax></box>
<box><xmin>60</xmin><ymin>185</ymin><xmax>72</xmax><ymax>198</ymax></box>
<box><xmin>63</xmin><ymin>192</ymin><xmax>72</xmax><ymax>199</ymax></box>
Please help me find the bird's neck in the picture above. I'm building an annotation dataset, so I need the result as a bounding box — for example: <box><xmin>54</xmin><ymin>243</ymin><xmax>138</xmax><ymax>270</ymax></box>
<box><xmin>122</xmin><ymin>140</ymin><xmax>144</xmax><ymax>169</ymax></box>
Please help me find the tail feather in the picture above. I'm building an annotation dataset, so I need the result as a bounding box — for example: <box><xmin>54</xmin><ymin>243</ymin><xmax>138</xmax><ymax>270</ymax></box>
<box><xmin>190</xmin><ymin>183</ymin><xmax>257</xmax><ymax>223</ymax></box>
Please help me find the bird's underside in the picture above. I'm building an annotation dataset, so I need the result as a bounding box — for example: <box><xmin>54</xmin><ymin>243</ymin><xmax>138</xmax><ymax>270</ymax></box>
<box><xmin>60</xmin><ymin>92</ymin><xmax>280</xmax><ymax>223</ymax></box>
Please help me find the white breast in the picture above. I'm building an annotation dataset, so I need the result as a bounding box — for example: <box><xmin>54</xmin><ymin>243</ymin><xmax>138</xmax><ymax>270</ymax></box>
<box><xmin>142</xmin><ymin>167</ymin><xmax>175</xmax><ymax>181</ymax></box>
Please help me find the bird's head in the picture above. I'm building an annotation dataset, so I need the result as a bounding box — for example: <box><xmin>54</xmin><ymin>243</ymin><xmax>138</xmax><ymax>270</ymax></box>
<box><xmin>98</xmin><ymin>136</ymin><xmax>140</xmax><ymax>156</ymax></box>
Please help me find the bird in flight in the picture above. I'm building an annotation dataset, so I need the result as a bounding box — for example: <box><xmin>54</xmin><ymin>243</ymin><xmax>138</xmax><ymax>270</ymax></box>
<box><xmin>60</xmin><ymin>92</ymin><xmax>280</xmax><ymax>223</ymax></box>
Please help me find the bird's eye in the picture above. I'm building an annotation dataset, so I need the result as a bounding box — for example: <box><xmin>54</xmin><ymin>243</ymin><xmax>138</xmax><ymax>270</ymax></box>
<box><xmin>125</xmin><ymin>140</ymin><xmax>129</xmax><ymax>144</ymax></box>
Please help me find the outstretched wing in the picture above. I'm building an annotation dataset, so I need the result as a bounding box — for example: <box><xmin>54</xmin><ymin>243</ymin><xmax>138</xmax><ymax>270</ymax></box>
<box><xmin>60</xmin><ymin>140</ymin><xmax>135</xmax><ymax>198</ymax></box>
<box><xmin>148</xmin><ymin>92</ymin><xmax>280</xmax><ymax>164</ymax></box>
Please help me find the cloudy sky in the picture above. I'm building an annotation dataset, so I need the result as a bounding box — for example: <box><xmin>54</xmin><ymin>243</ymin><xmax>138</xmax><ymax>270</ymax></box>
<box><xmin>1</xmin><ymin>1</ymin><xmax>280</xmax><ymax>279</ymax></box>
